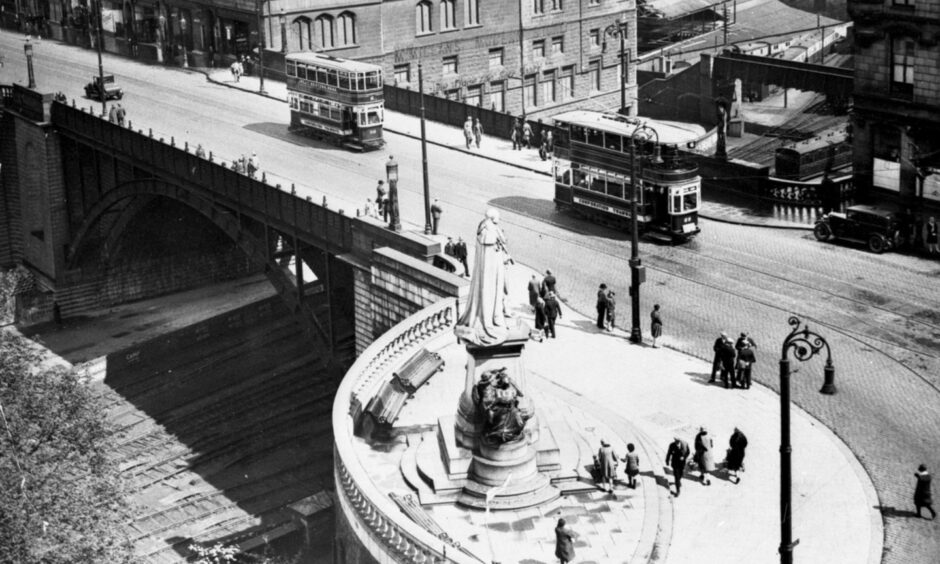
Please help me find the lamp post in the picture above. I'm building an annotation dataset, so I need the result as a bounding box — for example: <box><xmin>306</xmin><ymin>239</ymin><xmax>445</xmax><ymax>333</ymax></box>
<box><xmin>23</xmin><ymin>38</ymin><xmax>35</xmax><ymax>89</ymax></box>
<box><xmin>256</xmin><ymin>0</ymin><xmax>266</xmax><ymax>94</ymax></box>
<box><xmin>604</xmin><ymin>16</ymin><xmax>629</xmax><ymax>115</ymax></box>
<box><xmin>157</xmin><ymin>14</ymin><xmax>166</xmax><ymax>63</ymax></box>
<box><xmin>779</xmin><ymin>316</ymin><xmax>836</xmax><ymax>564</ymax></box>
<box><xmin>627</xmin><ymin>123</ymin><xmax>658</xmax><ymax>343</ymax></box>
<box><xmin>418</xmin><ymin>62</ymin><xmax>432</xmax><ymax>235</ymax></box>
<box><xmin>386</xmin><ymin>156</ymin><xmax>401</xmax><ymax>232</ymax></box>
<box><xmin>93</xmin><ymin>0</ymin><xmax>106</xmax><ymax>115</ymax></box>
<box><xmin>279</xmin><ymin>8</ymin><xmax>287</xmax><ymax>53</ymax></box>
<box><xmin>180</xmin><ymin>15</ymin><xmax>189</xmax><ymax>68</ymax></box>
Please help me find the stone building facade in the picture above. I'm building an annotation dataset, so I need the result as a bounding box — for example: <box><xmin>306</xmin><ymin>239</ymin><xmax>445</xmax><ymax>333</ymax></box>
<box><xmin>12</xmin><ymin>0</ymin><xmax>638</xmax><ymax>116</ymax></box>
<box><xmin>848</xmin><ymin>0</ymin><xmax>940</xmax><ymax>209</ymax></box>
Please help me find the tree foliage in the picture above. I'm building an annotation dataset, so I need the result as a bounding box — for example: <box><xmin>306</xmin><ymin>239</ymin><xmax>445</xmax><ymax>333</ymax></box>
<box><xmin>0</xmin><ymin>330</ymin><xmax>133</xmax><ymax>563</ymax></box>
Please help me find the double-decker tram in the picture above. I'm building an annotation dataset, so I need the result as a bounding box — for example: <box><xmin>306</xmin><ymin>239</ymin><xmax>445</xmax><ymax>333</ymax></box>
<box><xmin>285</xmin><ymin>53</ymin><xmax>385</xmax><ymax>150</ymax></box>
<box><xmin>551</xmin><ymin>110</ymin><xmax>701</xmax><ymax>242</ymax></box>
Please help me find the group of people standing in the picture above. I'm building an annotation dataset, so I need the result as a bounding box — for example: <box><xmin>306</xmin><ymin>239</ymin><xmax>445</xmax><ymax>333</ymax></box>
<box><xmin>230</xmin><ymin>151</ymin><xmax>260</xmax><ymax>178</ymax></box>
<box><xmin>106</xmin><ymin>103</ymin><xmax>127</xmax><ymax>126</ymax></box>
<box><xmin>528</xmin><ymin>271</ymin><xmax>563</xmax><ymax>339</ymax></box>
<box><xmin>444</xmin><ymin>237</ymin><xmax>470</xmax><ymax>277</ymax></box>
<box><xmin>711</xmin><ymin>331</ymin><xmax>757</xmax><ymax>389</ymax></box>
<box><xmin>509</xmin><ymin>117</ymin><xmax>554</xmax><ymax>161</ymax></box>
<box><xmin>666</xmin><ymin>427</ymin><xmax>749</xmax><ymax>496</ymax></box>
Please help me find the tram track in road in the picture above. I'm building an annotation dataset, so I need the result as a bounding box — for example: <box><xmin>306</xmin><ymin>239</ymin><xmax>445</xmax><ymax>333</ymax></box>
<box><xmin>477</xmin><ymin>200</ymin><xmax>940</xmax><ymax>398</ymax></box>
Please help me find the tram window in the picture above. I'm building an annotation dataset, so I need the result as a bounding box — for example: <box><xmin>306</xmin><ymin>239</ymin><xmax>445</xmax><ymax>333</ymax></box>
<box><xmin>586</xmin><ymin>129</ymin><xmax>603</xmax><ymax>147</ymax></box>
<box><xmin>366</xmin><ymin>72</ymin><xmax>379</xmax><ymax>89</ymax></box>
<box><xmin>554</xmin><ymin>159</ymin><xmax>572</xmax><ymax>183</ymax></box>
<box><xmin>607</xmin><ymin>181</ymin><xmax>624</xmax><ymax>199</ymax></box>
<box><xmin>366</xmin><ymin>111</ymin><xmax>381</xmax><ymax>124</ymax></box>
<box><xmin>570</xmin><ymin>125</ymin><xmax>585</xmax><ymax>142</ymax></box>
<box><xmin>325</xmin><ymin>70</ymin><xmax>337</xmax><ymax>86</ymax></box>
<box><xmin>607</xmin><ymin>135</ymin><xmax>623</xmax><ymax>152</ymax></box>
<box><xmin>356</xmin><ymin>74</ymin><xmax>366</xmax><ymax>90</ymax></box>
<box><xmin>684</xmin><ymin>192</ymin><xmax>698</xmax><ymax>211</ymax></box>
<box><xmin>590</xmin><ymin>177</ymin><xmax>606</xmax><ymax>194</ymax></box>
<box><xmin>286</xmin><ymin>61</ymin><xmax>296</xmax><ymax>77</ymax></box>
<box><xmin>300</xmin><ymin>98</ymin><xmax>311</xmax><ymax>113</ymax></box>
<box><xmin>339</xmin><ymin>72</ymin><xmax>350</xmax><ymax>89</ymax></box>
<box><xmin>573</xmin><ymin>170</ymin><xmax>587</xmax><ymax>187</ymax></box>
<box><xmin>672</xmin><ymin>194</ymin><xmax>681</xmax><ymax>213</ymax></box>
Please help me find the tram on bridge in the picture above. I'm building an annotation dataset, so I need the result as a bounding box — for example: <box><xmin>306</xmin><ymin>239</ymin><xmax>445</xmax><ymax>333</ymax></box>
<box><xmin>285</xmin><ymin>53</ymin><xmax>385</xmax><ymax>151</ymax></box>
<box><xmin>551</xmin><ymin>110</ymin><xmax>701</xmax><ymax>242</ymax></box>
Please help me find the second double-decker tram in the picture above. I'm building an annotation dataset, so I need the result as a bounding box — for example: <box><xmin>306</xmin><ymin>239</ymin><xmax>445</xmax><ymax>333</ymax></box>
<box><xmin>551</xmin><ymin>111</ymin><xmax>701</xmax><ymax>242</ymax></box>
<box><xmin>285</xmin><ymin>53</ymin><xmax>385</xmax><ymax>150</ymax></box>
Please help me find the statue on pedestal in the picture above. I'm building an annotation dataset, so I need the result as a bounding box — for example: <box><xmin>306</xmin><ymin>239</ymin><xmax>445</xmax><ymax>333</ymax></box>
<box><xmin>455</xmin><ymin>208</ymin><xmax>513</xmax><ymax>347</ymax></box>
<box><xmin>474</xmin><ymin>367</ymin><xmax>529</xmax><ymax>445</ymax></box>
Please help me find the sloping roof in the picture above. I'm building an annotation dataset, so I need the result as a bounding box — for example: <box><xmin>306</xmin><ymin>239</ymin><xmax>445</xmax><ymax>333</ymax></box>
<box><xmin>643</xmin><ymin>0</ymin><xmax>718</xmax><ymax>19</ymax></box>
<box><xmin>551</xmin><ymin>111</ymin><xmax>703</xmax><ymax>145</ymax></box>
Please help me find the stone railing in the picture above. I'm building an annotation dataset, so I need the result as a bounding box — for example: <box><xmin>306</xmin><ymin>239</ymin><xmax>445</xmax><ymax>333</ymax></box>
<box><xmin>333</xmin><ymin>297</ymin><xmax>480</xmax><ymax>564</ymax></box>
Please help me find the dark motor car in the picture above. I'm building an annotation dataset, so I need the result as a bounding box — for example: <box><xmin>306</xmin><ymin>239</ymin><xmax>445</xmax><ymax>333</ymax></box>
<box><xmin>84</xmin><ymin>74</ymin><xmax>123</xmax><ymax>101</ymax></box>
<box><xmin>813</xmin><ymin>204</ymin><xmax>904</xmax><ymax>253</ymax></box>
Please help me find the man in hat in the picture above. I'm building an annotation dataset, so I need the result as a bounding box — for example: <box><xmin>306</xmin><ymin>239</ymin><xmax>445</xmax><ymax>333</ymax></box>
<box><xmin>710</xmin><ymin>332</ymin><xmax>730</xmax><ymax>382</ymax></box>
<box><xmin>454</xmin><ymin>237</ymin><xmax>469</xmax><ymax>276</ymax></box>
<box><xmin>595</xmin><ymin>439</ymin><xmax>619</xmax><ymax>493</ymax></box>
<box><xmin>665</xmin><ymin>436</ymin><xmax>690</xmax><ymax>496</ymax></box>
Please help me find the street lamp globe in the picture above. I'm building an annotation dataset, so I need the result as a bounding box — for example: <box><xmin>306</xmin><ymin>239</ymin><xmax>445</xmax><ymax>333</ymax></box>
<box><xmin>386</xmin><ymin>156</ymin><xmax>398</xmax><ymax>182</ymax></box>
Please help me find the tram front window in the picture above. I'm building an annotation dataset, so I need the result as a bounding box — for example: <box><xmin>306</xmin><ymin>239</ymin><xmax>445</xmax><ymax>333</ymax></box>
<box><xmin>367</xmin><ymin>110</ymin><xmax>382</xmax><ymax>124</ymax></box>
<box><xmin>684</xmin><ymin>192</ymin><xmax>698</xmax><ymax>211</ymax></box>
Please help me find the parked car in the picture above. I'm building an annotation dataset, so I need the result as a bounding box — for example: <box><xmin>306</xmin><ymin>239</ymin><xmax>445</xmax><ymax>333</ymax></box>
<box><xmin>84</xmin><ymin>75</ymin><xmax>123</xmax><ymax>101</ymax></box>
<box><xmin>813</xmin><ymin>204</ymin><xmax>904</xmax><ymax>253</ymax></box>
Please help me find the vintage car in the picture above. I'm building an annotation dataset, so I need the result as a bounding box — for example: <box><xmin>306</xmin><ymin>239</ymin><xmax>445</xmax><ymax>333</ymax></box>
<box><xmin>84</xmin><ymin>74</ymin><xmax>123</xmax><ymax>101</ymax></box>
<box><xmin>813</xmin><ymin>204</ymin><xmax>905</xmax><ymax>253</ymax></box>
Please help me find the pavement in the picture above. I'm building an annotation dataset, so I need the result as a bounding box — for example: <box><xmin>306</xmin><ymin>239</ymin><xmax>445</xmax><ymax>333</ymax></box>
<box><xmin>198</xmin><ymin>68</ymin><xmax>815</xmax><ymax>231</ymax></box>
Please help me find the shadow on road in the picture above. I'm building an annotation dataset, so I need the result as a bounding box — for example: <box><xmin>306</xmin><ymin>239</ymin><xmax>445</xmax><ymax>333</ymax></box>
<box><xmin>242</xmin><ymin>121</ymin><xmax>350</xmax><ymax>152</ymax></box>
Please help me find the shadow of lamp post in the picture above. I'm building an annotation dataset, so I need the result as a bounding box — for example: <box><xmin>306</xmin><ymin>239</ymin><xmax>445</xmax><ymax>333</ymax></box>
<box><xmin>778</xmin><ymin>315</ymin><xmax>836</xmax><ymax>564</ymax></box>
<box><xmin>386</xmin><ymin>155</ymin><xmax>401</xmax><ymax>232</ymax></box>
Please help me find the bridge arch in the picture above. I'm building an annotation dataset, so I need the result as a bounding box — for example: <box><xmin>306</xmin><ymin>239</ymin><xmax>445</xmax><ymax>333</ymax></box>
<box><xmin>67</xmin><ymin>178</ymin><xmax>328</xmax><ymax>340</ymax></box>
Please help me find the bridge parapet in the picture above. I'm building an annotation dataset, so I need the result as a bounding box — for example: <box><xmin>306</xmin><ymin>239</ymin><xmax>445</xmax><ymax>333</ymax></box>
<box><xmin>333</xmin><ymin>297</ymin><xmax>477</xmax><ymax>563</ymax></box>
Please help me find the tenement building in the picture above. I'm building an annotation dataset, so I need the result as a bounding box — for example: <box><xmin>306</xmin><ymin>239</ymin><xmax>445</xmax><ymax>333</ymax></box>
<box><xmin>5</xmin><ymin>0</ymin><xmax>639</xmax><ymax>117</ymax></box>
<box><xmin>848</xmin><ymin>0</ymin><xmax>940</xmax><ymax>209</ymax></box>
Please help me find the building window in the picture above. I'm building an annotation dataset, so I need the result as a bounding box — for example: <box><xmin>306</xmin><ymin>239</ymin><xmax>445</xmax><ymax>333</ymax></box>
<box><xmin>443</xmin><ymin>55</ymin><xmax>458</xmax><ymax>75</ymax></box>
<box><xmin>552</xmin><ymin>36</ymin><xmax>564</xmax><ymax>54</ymax></box>
<box><xmin>466</xmin><ymin>85</ymin><xmax>482</xmax><ymax>107</ymax></box>
<box><xmin>490</xmin><ymin>81</ymin><xmax>505</xmax><ymax>111</ymax></box>
<box><xmin>533</xmin><ymin>0</ymin><xmax>545</xmax><ymax>14</ymax></box>
<box><xmin>489</xmin><ymin>48</ymin><xmax>504</xmax><ymax>69</ymax></box>
<box><xmin>589</xmin><ymin>59</ymin><xmax>601</xmax><ymax>91</ymax></box>
<box><xmin>337</xmin><ymin>12</ymin><xmax>356</xmax><ymax>46</ymax></box>
<box><xmin>445</xmin><ymin>88</ymin><xmax>460</xmax><ymax>100</ymax></box>
<box><xmin>394</xmin><ymin>63</ymin><xmax>411</xmax><ymax>85</ymax></box>
<box><xmin>524</xmin><ymin>74</ymin><xmax>537</xmax><ymax>108</ymax></box>
<box><xmin>315</xmin><ymin>15</ymin><xmax>334</xmax><ymax>49</ymax></box>
<box><xmin>533</xmin><ymin>39</ymin><xmax>545</xmax><ymax>58</ymax></box>
<box><xmin>891</xmin><ymin>37</ymin><xmax>915</xmax><ymax>97</ymax></box>
<box><xmin>589</xmin><ymin>29</ymin><xmax>600</xmax><ymax>49</ymax></box>
<box><xmin>541</xmin><ymin>70</ymin><xmax>556</xmax><ymax>104</ymax></box>
<box><xmin>561</xmin><ymin>65</ymin><xmax>575</xmax><ymax>100</ymax></box>
<box><xmin>589</xmin><ymin>0</ymin><xmax>600</xmax><ymax>5</ymax></box>
<box><xmin>466</xmin><ymin>0</ymin><xmax>480</xmax><ymax>25</ymax></box>
<box><xmin>416</xmin><ymin>1</ymin><xmax>433</xmax><ymax>34</ymax></box>
<box><xmin>893</xmin><ymin>0</ymin><xmax>914</xmax><ymax>6</ymax></box>
<box><xmin>551</xmin><ymin>0</ymin><xmax>563</xmax><ymax>10</ymax></box>
<box><xmin>292</xmin><ymin>16</ymin><xmax>312</xmax><ymax>50</ymax></box>
<box><xmin>441</xmin><ymin>0</ymin><xmax>456</xmax><ymax>30</ymax></box>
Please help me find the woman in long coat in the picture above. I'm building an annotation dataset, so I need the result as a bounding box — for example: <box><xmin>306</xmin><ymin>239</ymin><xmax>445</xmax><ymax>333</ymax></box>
<box><xmin>554</xmin><ymin>518</ymin><xmax>577</xmax><ymax>563</ymax></box>
<box><xmin>915</xmin><ymin>464</ymin><xmax>936</xmax><ymax>519</ymax></box>
<box><xmin>596</xmin><ymin>440</ymin><xmax>619</xmax><ymax>493</ymax></box>
<box><xmin>694</xmin><ymin>427</ymin><xmax>715</xmax><ymax>485</ymax></box>
<box><xmin>726</xmin><ymin>427</ymin><xmax>748</xmax><ymax>483</ymax></box>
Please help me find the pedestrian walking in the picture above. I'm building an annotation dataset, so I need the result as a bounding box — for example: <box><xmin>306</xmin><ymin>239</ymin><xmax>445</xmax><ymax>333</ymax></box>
<box><xmin>511</xmin><ymin>118</ymin><xmax>521</xmax><ymax>150</ymax></box>
<box><xmin>375</xmin><ymin>180</ymin><xmax>388</xmax><ymax>221</ymax></box>
<box><xmin>915</xmin><ymin>464</ymin><xmax>937</xmax><ymax>519</ymax></box>
<box><xmin>595</xmin><ymin>439</ymin><xmax>619</xmax><ymax>493</ymax></box>
<box><xmin>924</xmin><ymin>216</ymin><xmax>939</xmax><ymax>255</ymax></box>
<box><xmin>539</xmin><ymin>136</ymin><xmax>549</xmax><ymax>161</ymax></box>
<box><xmin>363</xmin><ymin>198</ymin><xmax>377</xmax><ymax>218</ymax></box>
<box><xmin>238</xmin><ymin>154</ymin><xmax>248</xmax><ymax>175</ymax></box>
<box><xmin>650</xmin><ymin>304</ymin><xmax>663</xmax><ymax>347</ymax></box>
<box><xmin>195</xmin><ymin>143</ymin><xmax>206</xmax><ymax>158</ymax></box>
<box><xmin>541</xmin><ymin>269</ymin><xmax>557</xmax><ymax>297</ymax></box>
<box><xmin>665</xmin><ymin>436</ymin><xmax>690</xmax><ymax>497</ymax></box>
<box><xmin>596</xmin><ymin>283</ymin><xmax>609</xmax><ymax>329</ymax></box>
<box><xmin>546</xmin><ymin>129</ymin><xmax>554</xmax><ymax>152</ymax></box>
<box><xmin>454</xmin><ymin>237</ymin><xmax>469</xmax><ymax>276</ymax></box>
<box><xmin>606</xmin><ymin>291</ymin><xmax>617</xmax><ymax>331</ymax></box>
<box><xmin>726</xmin><ymin>427</ymin><xmax>748</xmax><ymax>484</ymax></box>
<box><xmin>463</xmin><ymin>116</ymin><xmax>474</xmax><ymax>149</ymax></box>
<box><xmin>522</xmin><ymin>120</ymin><xmax>533</xmax><ymax>149</ymax></box>
<box><xmin>544</xmin><ymin>290</ymin><xmax>562</xmax><ymax>338</ymax></box>
<box><xmin>247</xmin><ymin>151</ymin><xmax>259</xmax><ymax>178</ymax></box>
<box><xmin>694</xmin><ymin>427</ymin><xmax>715</xmax><ymax>485</ymax></box>
<box><xmin>554</xmin><ymin>518</ymin><xmax>577</xmax><ymax>564</ymax></box>
<box><xmin>735</xmin><ymin>333</ymin><xmax>757</xmax><ymax>389</ymax></box>
<box><xmin>473</xmin><ymin>118</ymin><xmax>484</xmax><ymax>148</ymax></box>
<box><xmin>710</xmin><ymin>332</ymin><xmax>729</xmax><ymax>382</ymax></box>
<box><xmin>116</xmin><ymin>103</ymin><xmax>126</xmax><ymax>126</ymax></box>
<box><xmin>108</xmin><ymin>104</ymin><xmax>118</xmax><ymax>123</ymax></box>
<box><xmin>622</xmin><ymin>443</ymin><xmax>640</xmax><ymax>489</ymax></box>
<box><xmin>528</xmin><ymin>274</ymin><xmax>541</xmax><ymax>310</ymax></box>
<box><xmin>534</xmin><ymin>295</ymin><xmax>547</xmax><ymax>339</ymax></box>
<box><xmin>430</xmin><ymin>198</ymin><xmax>443</xmax><ymax>235</ymax></box>
<box><xmin>230</xmin><ymin>60</ymin><xmax>241</xmax><ymax>82</ymax></box>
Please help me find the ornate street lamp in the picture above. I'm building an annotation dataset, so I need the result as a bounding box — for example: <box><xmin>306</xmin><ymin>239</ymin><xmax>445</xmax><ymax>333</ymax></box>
<box><xmin>778</xmin><ymin>316</ymin><xmax>836</xmax><ymax>564</ymax></box>
<box><xmin>627</xmin><ymin>123</ymin><xmax>659</xmax><ymax>343</ymax></box>
<box><xmin>23</xmin><ymin>38</ymin><xmax>36</xmax><ymax>89</ymax></box>
<box><xmin>603</xmin><ymin>16</ymin><xmax>630</xmax><ymax>115</ymax></box>
<box><xmin>386</xmin><ymin>156</ymin><xmax>401</xmax><ymax>232</ymax></box>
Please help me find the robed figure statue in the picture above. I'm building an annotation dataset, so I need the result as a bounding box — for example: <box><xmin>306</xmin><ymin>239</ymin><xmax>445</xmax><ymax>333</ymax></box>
<box><xmin>474</xmin><ymin>367</ymin><xmax>528</xmax><ymax>445</ymax></box>
<box><xmin>456</xmin><ymin>208</ymin><xmax>512</xmax><ymax>347</ymax></box>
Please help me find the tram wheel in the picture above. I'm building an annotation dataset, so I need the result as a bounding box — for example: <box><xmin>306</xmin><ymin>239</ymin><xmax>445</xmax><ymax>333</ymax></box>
<box><xmin>813</xmin><ymin>223</ymin><xmax>832</xmax><ymax>242</ymax></box>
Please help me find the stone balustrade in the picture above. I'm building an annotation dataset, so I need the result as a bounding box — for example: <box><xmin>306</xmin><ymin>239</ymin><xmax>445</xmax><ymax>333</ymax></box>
<box><xmin>334</xmin><ymin>297</ymin><xmax>481</xmax><ymax>564</ymax></box>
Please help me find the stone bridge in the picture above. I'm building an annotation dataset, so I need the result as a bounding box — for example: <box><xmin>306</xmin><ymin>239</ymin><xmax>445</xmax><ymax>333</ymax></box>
<box><xmin>0</xmin><ymin>84</ymin><xmax>466</xmax><ymax>360</ymax></box>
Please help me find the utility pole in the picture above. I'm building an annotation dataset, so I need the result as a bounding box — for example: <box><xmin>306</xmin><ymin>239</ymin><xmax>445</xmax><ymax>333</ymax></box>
<box><xmin>94</xmin><ymin>0</ymin><xmax>106</xmax><ymax>115</ymax></box>
<box><xmin>419</xmin><ymin>63</ymin><xmax>432</xmax><ymax>235</ymax></box>
<box><xmin>257</xmin><ymin>0</ymin><xmax>266</xmax><ymax>94</ymax></box>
